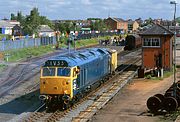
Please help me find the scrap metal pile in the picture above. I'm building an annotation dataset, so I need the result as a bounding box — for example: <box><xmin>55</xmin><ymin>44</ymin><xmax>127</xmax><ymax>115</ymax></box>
<box><xmin>147</xmin><ymin>81</ymin><xmax>180</xmax><ymax>113</ymax></box>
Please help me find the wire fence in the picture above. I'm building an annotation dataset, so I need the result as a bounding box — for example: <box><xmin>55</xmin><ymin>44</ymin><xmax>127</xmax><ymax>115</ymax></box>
<box><xmin>0</xmin><ymin>32</ymin><xmax>121</xmax><ymax>52</ymax></box>
<box><xmin>0</xmin><ymin>37</ymin><xmax>56</xmax><ymax>51</ymax></box>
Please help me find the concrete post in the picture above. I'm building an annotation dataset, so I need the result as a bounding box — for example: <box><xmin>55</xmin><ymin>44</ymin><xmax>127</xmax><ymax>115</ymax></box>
<box><xmin>161</xmin><ymin>68</ymin><xmax>164</xmax><ymax>78</ymax></box>
<box><xmin>157</xmin><ymin>69</ymin><xmax>160</xmax><ymax>77</ymax></box>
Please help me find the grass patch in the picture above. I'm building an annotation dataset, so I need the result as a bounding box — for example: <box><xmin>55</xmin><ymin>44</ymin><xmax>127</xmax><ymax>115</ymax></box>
<box><xmin>59</xmin><ymin>36</ymin><xmax>111</xmax><ymax>48</ymax></box>
<box><xmin>3</xmin><ymin>45</ymin><xmax>55</xmax><ymax>62</ymax></box>
<box><xmin>159</xmin><ymin>109</ymin><xmax>180</xmax><ymax>122</ymax></box>
<box><xmin>0</xmin><ymin>64</ymin><xmax>7</xmax><ymax>71</ymax></box>
<box><xmin>0</xmin><ymin>34</ymin><xmax>11</xmax><ymax>40</ymax></box>
<box><xmin>145</xmin><ymin>70</ymin><xmax>173</xmax><ymax>80</ymax></box>
<box><xmin>76</xmin><ymin>38</ymin><xmax>99</xmax><ymax>47</ymax></box>
<box><xmin>164</xmin><ymin>71</ymin><xmax>173</xmax><ymax>78</ymax></box>
<box><xmin>2</xmin><ymin>35</ymin><xmax>116</xmax><ymax>62</ymax></box>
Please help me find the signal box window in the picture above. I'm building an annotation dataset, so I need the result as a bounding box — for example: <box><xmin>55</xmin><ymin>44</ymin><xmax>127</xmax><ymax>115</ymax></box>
<box><xmin>43</xmin><ymin>67</ymin><xmax>55</xmax><ymax>76</ymax></box>
<box><xmin>57</xmin><ymin>68</ymin><xmax>71</xmax><ymax>76</ymax></box>
<box><xmin>143</xmin><ymin>38</ymin><xmax>160</xmax><ymax>47</ymax></box>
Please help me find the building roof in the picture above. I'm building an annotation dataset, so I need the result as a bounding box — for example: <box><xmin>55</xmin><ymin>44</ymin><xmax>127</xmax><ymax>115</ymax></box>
<box><xmin>38</xmin><ymin>25</ymin><xmax>54</xmax><ymax>32</ymax></box>
<box><xmin>164</xmin><ymin>26</ymin><xmax>180</xmax><ymax>30</ymax></box>
<box><xmin>128</xmin><ymin>20</ymin><xmax>134</xmax><ymax>25</ymax></box>
<box><xmin>0</xmin><ymin>20</ymin><xmax>14</xmax><ymax>28</ymax></box>
<box><xmin>8</xmin><ymin>20</ymin><xmax>20</xmax><ymax>26</ymax></box>
<box><xmin>140</xmin><ymin>24</ymin><xmax>174</xmax><ymax>36</ymax></box>
<box><xmin>13</xmin><ymin>25</ymin><xmax>22</xmax><ymax>30</ymax></box>
<box><xmin>113</xmin><ymin>18</ymin><xmax>126</xmax><ymax>22</ymax></box>
<box><xmin>107</xmin><ymin>17</ymin><xmax>126</xmax><ymax>22</ymax></box>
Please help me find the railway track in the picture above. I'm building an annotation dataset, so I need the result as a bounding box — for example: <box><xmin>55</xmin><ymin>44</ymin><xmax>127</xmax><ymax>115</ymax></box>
<box><xmin>22</xmin><ymin>52</ymin><xmax>141</xmax><ymax>122</ymax></box>
<box><xmin>0</xmin><ymin>47</ymin><xmax>140</xmax><ymax>122</ymax></box>
<box><xmin>0</xmin><ymin>46</ymin><xmax>137</xmax><ymax>98</ymax></box>
<box><xmin>0</xmin><ymin>49</ymin><xmax>68</xmax><ymax>98</ymax></box>
<box><xmin>72</xmin><ymin>59</ymin><xmax>140</xmax><ymax>122</ymax></box>
<box><xmin>0</xmin><ymin>45</ymin><xmax>107</xmax><ymax>98</ymax></box>
<box><xmin>0</xmin><ymin>63</ymin><xmax>40</xmax><ymax>97</ymax></box>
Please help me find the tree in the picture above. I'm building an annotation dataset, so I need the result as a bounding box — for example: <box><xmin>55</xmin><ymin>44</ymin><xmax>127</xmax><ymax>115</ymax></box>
<box><xmin>55</xmin><ymin>22</ymin><xmax>74</xmax><ymax>33</ymax></box>
<box><xmin>29</xmin><ymin>8</ymin><xmax>41</xmax><ymax>34</ymax></box>
<box><xmin>10</xmin><ymin>13</ymin><xmax>16</xmax><ymax>20</ymax></box>
<box><xmin>176</xmin><ymin>17</ymin><xmax>180</xmax><ymax>24</ymax></box>
<box><xmin>22</xmin><ymin>7</ymin><xmax>40</xmax><ymax>35</ymax></box>
<box><xmin>17</xmin><ymin>11</ymin><xmax>24</xmax><ymax>22</ymax></box>
<box><xmin>57</xmin><ymin>23</ymin><xmax>66</xmax><ymax>33</ymax></box>
<box><xmin>90</xmin><ymin>19</ymin><xmax>108</xmax><ymax>32</ymax></box>
<box><xmin>40</xmin><ymin>16</ymin><xmax>54</xmax><ymax>29</ymax></box>
<box><xmin>9</xmin><ymin>7</ymin><xmax>54</xmax><ymax>36</ymax></box>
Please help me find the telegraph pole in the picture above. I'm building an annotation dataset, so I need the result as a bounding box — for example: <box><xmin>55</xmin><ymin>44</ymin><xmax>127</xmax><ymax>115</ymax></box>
<box><xmin>170</xmin><ymin>1</ymin><xmax>177</xmax><ymax>97</ymax></box>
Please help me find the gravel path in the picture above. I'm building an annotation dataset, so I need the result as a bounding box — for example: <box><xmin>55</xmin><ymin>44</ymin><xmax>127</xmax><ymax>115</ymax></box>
<box><xmin>90</xmin><ymin>76</ymin><xmax>174</xmax><ymax>122</ymax></box>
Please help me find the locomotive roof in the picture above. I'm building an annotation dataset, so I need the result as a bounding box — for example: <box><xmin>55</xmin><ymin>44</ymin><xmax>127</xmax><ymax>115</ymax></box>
<box><xmin>44</xmin><ymin>48</ymin><xmax>110</xmax><ymax>67</ymax></box>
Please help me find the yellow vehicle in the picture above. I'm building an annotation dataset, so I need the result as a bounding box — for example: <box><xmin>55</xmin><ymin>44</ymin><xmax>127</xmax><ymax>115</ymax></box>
<box><xmin>39</xmin><ymin>48</ymin><xmax>117</xmax><ymax>109</ymax></box>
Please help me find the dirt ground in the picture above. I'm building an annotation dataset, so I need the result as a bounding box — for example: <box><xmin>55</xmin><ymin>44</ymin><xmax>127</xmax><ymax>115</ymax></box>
<box><xmin>90</xmin><ymin>75</ymin><xmax>176</xmax><ymax>122</ymax></box>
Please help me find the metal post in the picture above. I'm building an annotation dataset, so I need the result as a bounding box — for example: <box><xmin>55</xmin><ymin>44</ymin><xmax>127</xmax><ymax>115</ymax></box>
<box><xmin>68</xmin><ymin>34</ymin><xmax>71</xmax><ymax>55</ymax></box>
<box><xmin>74</xmin><ymin>25</ymin><xmax>76</xmax><ymax>51</ymax></box>
<box><xmin>68</xmin><ymin>39</ymin><xmax>70</xmax><ymax>54</ymax></box>
<box><xmin>72</xmin><ymin>34</ymin><xmax>75</xmax><ymax>51</ymax></box>
<box><xmin>170</xmin><ymin>1</ymin><xmax>177</xmax><ymax>98</ymax></box>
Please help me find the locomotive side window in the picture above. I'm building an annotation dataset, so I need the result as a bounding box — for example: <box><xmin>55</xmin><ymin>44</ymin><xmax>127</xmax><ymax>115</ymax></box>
<box><xmin>42</xmin><ymin>67</ymin><xmax>55</xmax><ymax>76</ymax></box>
<box><xmin>57</xmin><ymin>68</ymin><xmax>71</xmax><ymax>77</ymax></box>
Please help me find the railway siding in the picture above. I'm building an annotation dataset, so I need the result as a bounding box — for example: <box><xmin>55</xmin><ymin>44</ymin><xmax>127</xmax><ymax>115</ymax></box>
<box><xmin>56</xmin><ymin>58</ymin><xmax>140</xmax><ymax>122</ymax></box>
<box><xmin>4</xmin><ymin>47</ymin><xmax>139</xmax><ymax>122</ymax></box>
<box><xmin>71</xmin><ymin>70</ymin><xmax>137</xmax><ymax>122</ymax></box>
<box><xmin>21</xmin><ymin>58</ymin><xmax>140</xmax><ymax>122</ymax></box>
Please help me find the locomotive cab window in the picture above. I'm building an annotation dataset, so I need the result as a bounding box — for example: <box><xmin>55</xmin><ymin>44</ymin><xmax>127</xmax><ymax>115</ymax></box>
<box><xmin>57</xmin><ymin>67</ymin><xmax>71</xmax><ymax>77</ymax></box>
<box><xmin>42</xmin><ymin>67</ymin><xmax>55</xmax><ymax>76</ymax></box>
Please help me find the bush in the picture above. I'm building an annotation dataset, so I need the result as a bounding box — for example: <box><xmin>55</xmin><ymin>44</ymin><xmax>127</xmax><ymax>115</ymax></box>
<box><xmin>0</xmin><ymin>34</ymin><xmax>12</xmax><ymax>41</ymax></box>
<box><xmin>146</xmin><ymin>74</ymin><xmax>152</xmax><ymax>79</ymax></box>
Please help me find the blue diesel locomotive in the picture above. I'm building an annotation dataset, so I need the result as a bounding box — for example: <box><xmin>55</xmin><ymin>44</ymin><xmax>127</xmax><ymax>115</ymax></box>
<box><xmin>39</xmin><ymin>48</ymin><xmax>117</xmax><ymax>109</ymax></box>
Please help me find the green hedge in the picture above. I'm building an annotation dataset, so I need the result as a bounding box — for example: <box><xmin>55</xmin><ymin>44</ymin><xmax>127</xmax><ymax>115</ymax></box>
<box><xmin>0</xmin><ymin>34</ymin><xmax>12</xmax><ymax>41</ymax></box>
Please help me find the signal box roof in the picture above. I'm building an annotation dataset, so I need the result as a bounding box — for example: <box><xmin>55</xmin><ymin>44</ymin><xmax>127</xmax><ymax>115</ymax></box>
<box><xmin>140</xmin><ymin>24</ymin><xmax>174</xmax><ymax>36</ymax></box>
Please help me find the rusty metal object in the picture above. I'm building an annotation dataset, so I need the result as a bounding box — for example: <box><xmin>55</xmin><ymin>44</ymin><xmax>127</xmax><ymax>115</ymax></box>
<box><xmin>154</xmin><ymin>94</ymin><xmax>165</xmax><ymax>103</ymax></box>
<box><xmin>147</xmin><ymin>81</ymin><xmax>180</xmax><ymax>113</ymax></box>
<box><xmin>164</xmin><ymin>97</ymin><xmax>178</xmax><ymax>112</ymax></box>
<box><xmin>147</xmin><ymin>96</ymin><xmax>162</xmax><ymax>112</ymax></box>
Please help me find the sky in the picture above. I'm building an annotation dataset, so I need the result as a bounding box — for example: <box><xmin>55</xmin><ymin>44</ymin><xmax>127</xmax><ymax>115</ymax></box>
<box><xmin>0</xmin><ymin>0</ymin><xmax>179</xmax><ymax>20</ymax></box>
